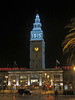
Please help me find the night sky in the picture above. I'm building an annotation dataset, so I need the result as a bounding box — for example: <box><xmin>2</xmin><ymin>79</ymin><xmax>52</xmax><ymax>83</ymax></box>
<box><xmin>0</xmin><ymin>1</ymin><xmax>75</xmax><ymax>68</ymax></box>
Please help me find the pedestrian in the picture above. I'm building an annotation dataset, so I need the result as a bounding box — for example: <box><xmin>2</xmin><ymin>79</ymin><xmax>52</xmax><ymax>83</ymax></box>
<box><xmin>55</xmin><ymin>90</ymin><xmax>58</xmax><ymax>99</ymax></box>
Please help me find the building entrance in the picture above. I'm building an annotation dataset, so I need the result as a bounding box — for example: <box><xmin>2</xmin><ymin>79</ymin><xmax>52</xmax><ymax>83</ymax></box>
<box><xmin>30</xmin><ymin>75</ymin><xmax>39</xmax><ymax>89</ymax></box>
<box><xmin>19</xmin><ymin>75</ymin><xmax>27</xmax><ymax>89</ymax></box>
<box><xmin>31</xmin><ymin>79</ymin><xmax>39</xmax><ymax>86</ymax></box>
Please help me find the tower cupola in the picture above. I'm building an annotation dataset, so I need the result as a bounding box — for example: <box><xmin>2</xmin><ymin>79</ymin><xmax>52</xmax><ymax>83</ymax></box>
<box><xmin>33</xmin><ymin>14</ymin><xmax>42</xmax><ymax>30</ymax></box>
<box><xmin>30</xmin><ymin>14</ymin><xmax>43</xmax><ymax>41</ymax></box>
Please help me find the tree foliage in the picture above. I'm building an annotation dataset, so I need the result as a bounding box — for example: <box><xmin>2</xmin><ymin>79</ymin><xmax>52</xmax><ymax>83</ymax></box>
<box><xmin>62</xmin><ymin>18</ymin><xmax>75</xmax><ymax>66</ymax></box>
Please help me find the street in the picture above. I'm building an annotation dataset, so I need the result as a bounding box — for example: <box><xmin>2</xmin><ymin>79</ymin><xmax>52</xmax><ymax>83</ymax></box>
<box><xmin>0</xmin><ymin>94</ymin><xmax>75</xmax><ymax>100</ymax></box>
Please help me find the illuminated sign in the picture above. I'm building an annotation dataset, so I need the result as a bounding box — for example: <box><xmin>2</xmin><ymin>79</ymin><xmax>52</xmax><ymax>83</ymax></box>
<box><xmin>0</xmin><ymin>67</ymin><xmax>27</xmax><ymax>71</ymax></box>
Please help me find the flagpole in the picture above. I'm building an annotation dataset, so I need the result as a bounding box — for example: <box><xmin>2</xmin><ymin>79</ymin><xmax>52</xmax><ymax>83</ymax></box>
<box><xmin>14</xmin><ymin>62</ymin><xmax>15</xmax><ymax>69</ymax></box>
<box><xmin>56</xmin><ymin>59</ymin><xmax>60</xmax><ymax>68</ymax></box>
<box><xmin>56</xmin><ymin>60</ymin><xmax>57</xmax><ymax>67</ymax></box>
<box><xmin>14</xmin><ymin>61</ymin><xmax>15</xmax><ymax>69</ymax></box>
<box><xmin>14</xmin><ymin>60</ymin><xmax>17</xmax><ymax>69</ymax></box>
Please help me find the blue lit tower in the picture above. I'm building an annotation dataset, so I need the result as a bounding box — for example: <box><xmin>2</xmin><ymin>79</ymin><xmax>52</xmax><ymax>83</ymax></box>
<box><xmin>30</xmin><ymin>14</ymin><xmax>45</xmax><ymax>69</ymax></box>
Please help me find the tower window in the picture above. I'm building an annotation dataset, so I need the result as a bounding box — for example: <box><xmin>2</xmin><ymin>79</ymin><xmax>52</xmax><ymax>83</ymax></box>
<box><xmin>33</xmin><ymin>25</ymin><xmax>35</xmax><ymax>28</ymax></box>
<box><xmin>38</xmin><ymin>25</ymin><xmax>40</xmax><ymax>27</ymax></box>
<box><xmin>36</xmin><ymin>55</ymin><xmax>37</xmax><ymax>57</ymax></box>
<box><xmin>39</xmin><ymin>60</ymin><xmax>41</xmax><ymax>62</ymax></box>
<box><xmin>33</xmin><ymin>60</ymin><xmax>34</xmax><ymax>62</ymax></box>
<box><xmin>36</xmin><ymin>65</ymin><xmax>37</xmax><ymax>68</ymax></box>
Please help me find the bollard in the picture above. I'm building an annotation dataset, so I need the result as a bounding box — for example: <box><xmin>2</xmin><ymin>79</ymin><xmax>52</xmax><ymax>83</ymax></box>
<box><xmin>31</xmin><ymin>94</ymin><xmax>33</xmax><ymax>98</ymax></box>
<box><xmin>14</xmin><ymin>93</ymin><xmax>16</xmax><ymax>97</ymax></box>
<box><xmin>23</xmin><ymin>93</ymin><xmax>25</xmax><ymax>96</ymax></box>
<box><xmin>39</xmin><ymin>91</ymin><xmax>41</xmax><ymax>98</ymax></box>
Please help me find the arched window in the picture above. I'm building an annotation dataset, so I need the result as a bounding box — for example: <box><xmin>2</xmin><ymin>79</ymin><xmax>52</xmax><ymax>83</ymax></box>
<box><xmin>20</xmin><ymin>75</ymin><xmax>27</xmax><ymax>79</ymax></box>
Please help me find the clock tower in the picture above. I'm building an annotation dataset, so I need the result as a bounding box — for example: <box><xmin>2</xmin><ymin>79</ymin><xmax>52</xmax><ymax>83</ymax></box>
<box><xmin>30</xmin><ymin>14</ymin><xmax>45</xmax><ymax>69</ymax></box>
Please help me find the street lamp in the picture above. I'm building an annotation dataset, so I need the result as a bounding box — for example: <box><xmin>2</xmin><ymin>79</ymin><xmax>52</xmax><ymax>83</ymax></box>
<box><xmin>73</xmin><ymin>67</ymin><xmax>75</xmax><ymax>71</ymax></box>
<box><xmin>47</xmin><ymin>75</ymin><xmax>49</xmax><ymax>78</ymax></box>
<box><xmin>45</xmin><ymin>73</ymin><xmax>47</xmax><ymax>79</ymax></box>
<box><xmin>51</xmin><ymin>79</ymin><xmax>53</xmax><ymax>86</ymax></box>
<box><xmin>45</xmin><ymin>73</ymin><xmax>47</xmax><ymax>76</ymax></box>
<box><xmin>5</xmin><ymin>76</ymin><xmax>8</xmax><ymax>89</ymax></box>
<box><xmin>5</xmin><ymin>76</ymin><xmax>8</xmax><ymax>79</ymax></box>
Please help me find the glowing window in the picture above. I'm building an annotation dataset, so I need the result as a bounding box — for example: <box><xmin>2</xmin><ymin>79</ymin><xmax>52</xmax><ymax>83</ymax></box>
<box><xmin>20</xmin><ymin>76</ymin><xmax>27</xmax><ymax>79</ymax></box>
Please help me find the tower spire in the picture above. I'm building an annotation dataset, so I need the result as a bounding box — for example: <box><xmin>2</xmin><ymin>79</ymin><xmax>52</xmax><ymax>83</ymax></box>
<box><xmin>30</xmin><ymin>14</ymin><xmax>43</xmax><ymax>40</ymax></box>
<box><xmin>33</xmin><ymin>13</ymin><xmax>42</xmax><ymax>30</ymax></box>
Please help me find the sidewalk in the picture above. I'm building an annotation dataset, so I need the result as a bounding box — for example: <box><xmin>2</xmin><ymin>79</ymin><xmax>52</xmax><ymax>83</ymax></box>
<box><xmin>32</xmin><ymin>90</ymin><xmax>63</xmax><ymax>95</ymax></box>
<box><xmin>0</xmin><ymin>90</ymin><xmax>75</xmax><ymax>96</ymax></box>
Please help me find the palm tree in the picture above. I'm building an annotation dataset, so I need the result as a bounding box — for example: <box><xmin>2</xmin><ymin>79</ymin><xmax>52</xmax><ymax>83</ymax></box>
<box><xmin>62</xmin><ymin>18</ymin><xmax>75</xmax><ymax>66</ymax></box>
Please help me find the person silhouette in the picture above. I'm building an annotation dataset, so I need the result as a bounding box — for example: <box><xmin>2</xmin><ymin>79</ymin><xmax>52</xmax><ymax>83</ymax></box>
<box><xmin>55</xmin><ymin>90</ymin><xmax>58</xmax><ymax>99</ymax></box>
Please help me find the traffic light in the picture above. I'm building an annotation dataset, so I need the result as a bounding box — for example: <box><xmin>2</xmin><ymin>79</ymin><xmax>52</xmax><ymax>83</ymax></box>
<box><xmin>49</xmin><ymin>85</ymin><xmax>52</xmax><ymax>88</ymax></box>
<box><xmin>49</xmin><ymin>85</ymin><xmax>52</xmax><ymax>90</ymax></box>
<box><xmin>32</xmin><ymin>85</ymin><xmax>34</xmax><ymax>87</ymax></box>
<box><xmin>45</xmin><ymin>84</ymin><xmax>47</xmax><ymax>87</ymax></box>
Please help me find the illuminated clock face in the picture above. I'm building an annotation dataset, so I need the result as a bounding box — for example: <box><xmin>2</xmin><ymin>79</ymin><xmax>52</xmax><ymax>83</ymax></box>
<box><xmin>34</xmin><ymin>47</ymin><xmax>39</xmax><ymax>51</ymax></box>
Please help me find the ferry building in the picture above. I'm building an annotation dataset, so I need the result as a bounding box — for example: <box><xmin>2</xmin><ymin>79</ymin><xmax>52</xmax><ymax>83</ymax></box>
<box><xmin>0</xmin><ymin>14</ymin><xmax>74</xmax><ymax>91</ymax></box>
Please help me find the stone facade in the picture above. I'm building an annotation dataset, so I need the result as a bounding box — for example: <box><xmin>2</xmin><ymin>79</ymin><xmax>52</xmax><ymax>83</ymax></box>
<box><xmin>63</xmin><ymin>70</ymin><xmax>75</xmax><ymax>91</ymax></box>
<box><xmin>0</xmin><ymin>68</ymin><xmax>63</xmax><ymax>90</ymax></box>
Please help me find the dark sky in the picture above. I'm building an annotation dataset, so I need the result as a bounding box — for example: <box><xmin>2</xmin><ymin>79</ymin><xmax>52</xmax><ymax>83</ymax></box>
<box><xmin>0</xmin><ymin>1</ymin><xmax>75</xmax><ymax>68</ymax></box>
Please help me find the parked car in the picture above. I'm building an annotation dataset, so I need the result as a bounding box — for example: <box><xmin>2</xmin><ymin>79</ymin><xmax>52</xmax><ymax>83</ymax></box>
<box><xmin>18</xmin><ymin>89</ymin><xmax>32</xmax><ymax>95</ymax></box>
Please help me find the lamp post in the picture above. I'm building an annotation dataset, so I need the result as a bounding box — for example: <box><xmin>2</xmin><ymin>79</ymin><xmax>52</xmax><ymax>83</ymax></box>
<box><xmin>5</xmin><ymin>76</ymin><xmax>8</xmax><ymax>90</ymax></box>
<box><xmin>44</xmin><ymin>73</ymin><xmax>47</xmax><ymax>85</ymax></box>
<box><xmin>73</xmin><ymin>67</ymin><xmax>75</xmax><ymax>71</ymax></box>
<box><xmin>73</xmin><ymin>66</ymin><xmax>75</xmax><ymax>91</ymax></box>
<box><xmin>47</xmin><ymin>75</ymin><xmax>49</xmax><ymax>79</ymax></box>
<box><xmin>45</xmin><ymin>73</ymin><xmax>47</xmax><ymax>78</ymax></box>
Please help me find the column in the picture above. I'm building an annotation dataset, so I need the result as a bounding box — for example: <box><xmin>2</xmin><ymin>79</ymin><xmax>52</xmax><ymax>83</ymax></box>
<box><xmin>16</xmin><ymin>75</ymin><xmax>19</xmax><ymax>86</ymax></box>
<box><xmin>60</xmin><ymin>74</ymin><xmax>63</xmax><ymax>90</ymax></box>
<box><xmin>51</xmin><ymin>74</ymin><xmax>53</xmax><ymax>86</ymax></box>
<box><xmin>39</xmin><ymin>74</ymin><xmax>42</xmax><ymax>86</ymax></box>
<box><xmin>8</xmin><ymin>75</ymin><xmax>11</xmax><ymax>86</ymax></box>
<box><xmin>60</xmin><ymin>74</ymin><xmax>63</xmax><ymax>81</ymax></box>
<box><xmin>27</xmin><ymin>75</ymin><xmax>30</xmax><ymax>86</ymax></box>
